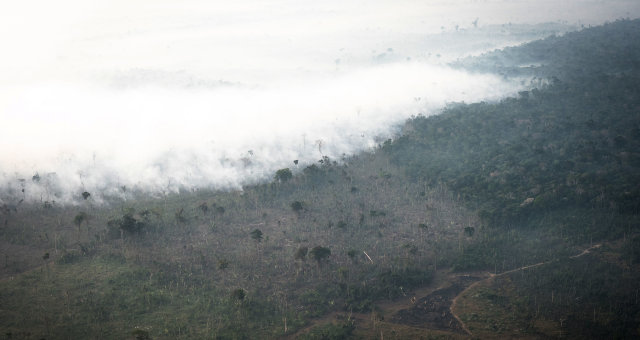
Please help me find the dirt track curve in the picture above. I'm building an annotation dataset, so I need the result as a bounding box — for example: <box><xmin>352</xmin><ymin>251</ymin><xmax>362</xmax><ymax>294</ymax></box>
<box><xmin>449</xmin><ymin>244</ymin><xmax>602</xmax><ymax>336</ymax></box>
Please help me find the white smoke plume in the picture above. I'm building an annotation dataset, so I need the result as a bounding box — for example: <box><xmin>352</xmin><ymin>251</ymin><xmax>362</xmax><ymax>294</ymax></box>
<box><xmin>1</xmin><ymin>0</ymin><xmax>639</xmax><ymax>204</ymax></box>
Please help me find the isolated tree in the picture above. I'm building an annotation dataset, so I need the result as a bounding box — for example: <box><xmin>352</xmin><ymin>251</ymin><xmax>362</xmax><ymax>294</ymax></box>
<box><xmin>198</xmin><ymin>202</ymin><xmax>209</xmax><ymax>215</ymax></box>
<box><xmin>319</xmin><ymin>155</ymin><xmax>331</xmax><ymax>166</ymax></box>
<box><xmin>231</xmin><ymin>288</ymin><xmax>245</xmax><ymax>301</ymax></box>
<box><xmin>347</xmin><ymin>249</ymin><xmax>358</xmax><ymax>262</ymax></box>
<box><xmin>290</xmin><ymin>201</ymin><xmax>304</xmax><ymax>215</ymax></box>
<box><xmin>118</xmin><ymin>212</ymin><xmax>145</xmax><ymax>235</ymax></box>
<box><xmin>215</xmin><ymin>206</ymin><xmax>225</xmax><ymax>217</ymax></box>
<box><xmin>250</xmin><ymin>228</ymin><xmax>263</xmax><ymax>242</ymax></box>
<box><xmin>82</xmin><ymin>191</ymin><xmax>91</xmax><ymax>200</ymax></box>
<box><xmin>315</xmin><ymin>139</ymin><xmax>324</xmax><ymax>155</ymax></box>
<box><xmin>73</xmin><ymin>212</ymin><xmax>86</xmax><ymax>227</ymax></box>
<box><xmin>73</xmin><ymin>212</ymin><xmax>89</xmax><ymax>240</ymax></box>
<box><xmin>175</xmin><ymin>207</ymin><xmax>188</xmax><ymax>224</ymax></box>
<box><xmin>73</xmin><ymin>212</ymin><xmax>88</xmax><ymax>233</ymax></box>
<box><xmin>463</xmin><ymin>226</ymin><xmax>475</xmax><ymax>237</ymax></box>
<box><xmin>218</xmin><ymin>258</ymin><xmax>230</xmax><ymax>270</ymax></box>
<box><xmin>275</xmin><ymin>168</ymin><xmax>293</xmax><ymax>183</ymax></box>
<box><xmin>309</xmin><ymin>246</ymin><xmax>331</xmax><ymax>263</ymax></box>
<box><xmin>294</xmin><ymin>246</ymin><xmax>308</xmax><ymax>261</ymax></box>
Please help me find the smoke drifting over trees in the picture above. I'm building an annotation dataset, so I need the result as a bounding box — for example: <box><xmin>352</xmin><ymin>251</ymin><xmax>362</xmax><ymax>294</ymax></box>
<box><xmin>1</xmin><ymin>0</ymin><xmax>639</xmax><ymax>204</ymax></box>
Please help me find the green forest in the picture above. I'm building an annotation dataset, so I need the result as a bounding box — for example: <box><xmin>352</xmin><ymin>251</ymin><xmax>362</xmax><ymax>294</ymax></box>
<box><xmin>1</xmin><ymin>19</ymin><xmax>639</xmax><ymax>339</ymax></box>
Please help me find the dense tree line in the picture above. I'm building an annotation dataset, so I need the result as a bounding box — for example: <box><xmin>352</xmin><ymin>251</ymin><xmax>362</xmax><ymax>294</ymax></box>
<box><xmin>384</xmin><ymin>20</ymin><xmax>640</xmax><ymax>273</ymax></box>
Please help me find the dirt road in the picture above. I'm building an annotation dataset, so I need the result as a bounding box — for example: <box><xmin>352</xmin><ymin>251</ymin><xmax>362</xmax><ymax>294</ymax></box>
<box><xmin>449</xmin><ymin>244</ymin><xmax>602</xmax><ymax>336</ymax></box>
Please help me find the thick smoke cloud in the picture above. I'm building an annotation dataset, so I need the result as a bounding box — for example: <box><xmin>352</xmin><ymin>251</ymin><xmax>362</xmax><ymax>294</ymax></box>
<box><xmin>1</xmin><ymin>0</ymin><xmax>639</xmax><ymax>204</ymax></box>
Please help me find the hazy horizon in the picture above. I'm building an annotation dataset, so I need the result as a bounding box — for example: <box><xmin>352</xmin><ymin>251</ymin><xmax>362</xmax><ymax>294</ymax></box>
<box><xmin>2</xmin><ymin>0</ymin><xmax>639</xmax><ymax>204</ymax></box>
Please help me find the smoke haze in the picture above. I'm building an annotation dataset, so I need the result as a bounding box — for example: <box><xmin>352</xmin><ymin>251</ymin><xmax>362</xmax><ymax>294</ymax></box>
<box><xmin>1</xmin><ymin>0</ymin><xmax>639</xmax><ymax>203</ymax></box>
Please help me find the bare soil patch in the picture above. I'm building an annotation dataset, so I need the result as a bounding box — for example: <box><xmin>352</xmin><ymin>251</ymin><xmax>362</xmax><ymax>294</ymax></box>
<box><xmin>390</xmin><ymin>275</ymin><xmax>481</xmax><ymax>334</ymax></box>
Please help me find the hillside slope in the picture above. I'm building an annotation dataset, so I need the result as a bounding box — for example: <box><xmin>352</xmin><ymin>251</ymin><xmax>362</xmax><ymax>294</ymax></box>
<box><xmin>1</xmin><ymin>19</ymin><xmax>639</xmax><ymax>339</ymax></box>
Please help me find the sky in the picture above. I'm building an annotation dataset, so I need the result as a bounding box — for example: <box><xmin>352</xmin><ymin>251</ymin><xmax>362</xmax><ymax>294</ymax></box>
<box><xmin>1</xmin><ymin>0</ymin><xmax>639</xmax><ymax>204</ymax></box>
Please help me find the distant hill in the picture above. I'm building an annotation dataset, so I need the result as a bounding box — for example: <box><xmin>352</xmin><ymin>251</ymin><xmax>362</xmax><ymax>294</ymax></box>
<box><xmin>387</xmin><ymin>19</ymin><xmax>640</xmax><ymax>268</ymax></box>
<box><xmin>454</xmin><ymin>19</ymin><xmax>640</xmax><ymax>81</ymax></box>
